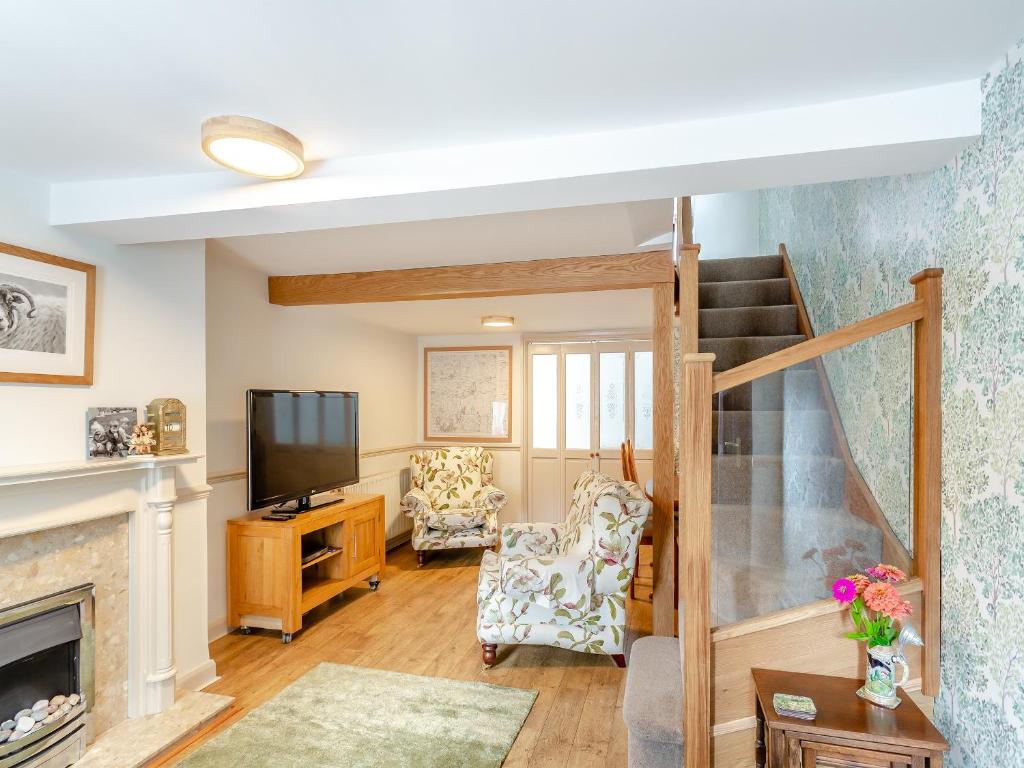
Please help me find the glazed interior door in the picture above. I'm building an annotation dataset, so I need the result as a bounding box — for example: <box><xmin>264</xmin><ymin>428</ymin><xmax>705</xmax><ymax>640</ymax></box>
<box><xmin>527</xmin><ymin>339</ymin><xmax>653</xmax><ymax>522</ymax></box>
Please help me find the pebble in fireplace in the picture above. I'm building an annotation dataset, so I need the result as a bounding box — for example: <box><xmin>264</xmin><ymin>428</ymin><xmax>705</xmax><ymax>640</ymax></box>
<box><xmin>1</xmin><ymin>693</ymin><xmax>85</xmax><ymax>743</ymax></box>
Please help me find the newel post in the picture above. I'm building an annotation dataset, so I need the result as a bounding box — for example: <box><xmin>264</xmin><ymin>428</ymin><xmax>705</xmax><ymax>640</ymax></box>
<box><xmin>681</xmin><ymin>352</ymin><xmax>714</xmax><ymax>768</ymax></box>
<box><xmin>909</xmin><ymin>267</ymin><xmax>943</xmax><ymax>697</ymax></box>
<box><xmin>652</xmin><ymin>280</ymin><xmax>676</xmax><ymax>636</ymax></box>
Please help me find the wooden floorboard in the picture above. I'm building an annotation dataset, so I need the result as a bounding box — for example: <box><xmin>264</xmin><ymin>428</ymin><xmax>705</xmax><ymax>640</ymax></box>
<box><xmin>166</xmin><ymin>544</ymin><xmax>651</xmax><ymax>766</ymax></box>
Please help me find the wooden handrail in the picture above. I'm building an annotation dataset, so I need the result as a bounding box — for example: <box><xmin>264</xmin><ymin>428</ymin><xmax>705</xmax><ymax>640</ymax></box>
<box><xmin>681</xmin><ymin>352</ymin><xmax>714</xmax><ymax>768</ymax></box>
<box><xmin>712</xmin><ymin>299</ymin><xmax>925</xmax><ymax>394</ymax></box>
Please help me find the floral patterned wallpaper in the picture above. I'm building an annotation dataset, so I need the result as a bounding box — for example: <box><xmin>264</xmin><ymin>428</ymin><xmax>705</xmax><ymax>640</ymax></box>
<box><xmin>759</xmin><ymin>38</ymin><xmax>1024</xmax><ymax>767</ymax></box>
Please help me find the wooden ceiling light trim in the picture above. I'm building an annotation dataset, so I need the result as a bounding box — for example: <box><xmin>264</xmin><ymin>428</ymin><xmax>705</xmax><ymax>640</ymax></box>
<box><xmin>267</xmin><ymin>250</ymin><xmax>674</xmax><ymax>306</ymax></box>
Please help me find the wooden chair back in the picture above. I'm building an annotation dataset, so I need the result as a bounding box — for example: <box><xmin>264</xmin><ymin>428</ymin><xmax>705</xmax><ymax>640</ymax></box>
<box><xmin>620</xmin><ymin>439</ymin><xmax>653</xmax><ymax>501</ymax></box>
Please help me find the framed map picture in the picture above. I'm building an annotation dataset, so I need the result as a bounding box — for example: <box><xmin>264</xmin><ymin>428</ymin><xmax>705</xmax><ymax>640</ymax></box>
<box><xmin>424</xmin><ymin>346</ymin><xmax>512</xmax><ymax>442</ymax></box>
<box><xmin>0</xmin><ymin>241</ymin><xmax>95</xmax><ymax>385</ymax></box>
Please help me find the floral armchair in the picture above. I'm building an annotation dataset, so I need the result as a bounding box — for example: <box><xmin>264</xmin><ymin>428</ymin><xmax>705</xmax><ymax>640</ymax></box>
<box><xmin>476</xmin><ymin>470</ymin><xmax>651</xmax><ymax>667</ymax></box>
<box><xmin>400</xmin><ymin>446</ymin><xmax>508</xmax><ymax>566</ymax></box>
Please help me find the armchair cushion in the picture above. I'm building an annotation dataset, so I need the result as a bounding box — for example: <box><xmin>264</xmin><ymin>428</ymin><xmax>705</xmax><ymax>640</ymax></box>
<box><xmin>473</xmin><ymin>484</ymin><xmax>508</xmax><ymax>513</ymax></box>
<box><xmin>425</xmin><ymin>511</ymin><xmax>488</xmax><ymax>532</ymax></box>
<box><xmin>400</xmin><ymin>487</ymin><xmax>432</xmax><ymax>518</ymax></box>
<box><xmin>499</xmin><ymin>555</ymin><xmax>594</xmax><ymax>610</ymax></box>
<box><xmin>500</xmin><ymin>523</ymin><xmax>560</xmax><ymax>557</ymax></box>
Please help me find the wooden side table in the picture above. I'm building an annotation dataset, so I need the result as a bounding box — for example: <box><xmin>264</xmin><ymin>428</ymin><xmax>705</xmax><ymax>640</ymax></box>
<box><xmin>752</xmin><ymin>668</ymin><xmax>948</xmax><ymax>768</ymax></box>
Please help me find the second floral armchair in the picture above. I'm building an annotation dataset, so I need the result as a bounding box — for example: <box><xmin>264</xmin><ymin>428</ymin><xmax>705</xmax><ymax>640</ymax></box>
<box><xmin>400</xmin><ymin>446</ymin><xmax>508</xmax><ymax>566</ymax></box>
<box><xmin>476</xmin><ymin>470</ymin><xmax>651</xmax><ymax>667</ymax></box>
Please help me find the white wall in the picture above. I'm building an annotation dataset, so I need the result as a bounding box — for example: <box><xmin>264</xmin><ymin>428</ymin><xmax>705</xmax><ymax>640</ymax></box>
<box><xmin>205</xmin><ymin>245</ymin><xmax>419</xmax><ymax>639</ymax></box>
<box><xmin>0</xmin><ymin>168</ymin><xmax>214</xmax><ymax>691</ymax></box>
<box><xmin>416</xmin><ymin>333</ymin><xmax>525</xmax><ymax>523</ymax></box>
<box><xmin>692</xmin><ymin>191</ymin><xmax>761</xmax><ymax>260</ymax></box>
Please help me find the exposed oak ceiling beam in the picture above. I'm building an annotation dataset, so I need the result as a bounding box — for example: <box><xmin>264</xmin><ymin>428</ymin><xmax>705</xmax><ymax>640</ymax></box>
<box><xmin>268</xmin><ymin>251</ymin><xmax>674</xmax><ymax>306</ymax></box>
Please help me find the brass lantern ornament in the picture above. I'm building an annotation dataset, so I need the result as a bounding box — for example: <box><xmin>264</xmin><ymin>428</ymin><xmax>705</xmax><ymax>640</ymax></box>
<box><xmin>147</xmin><ymin>398</ymin><xmax>187</xmax><ymax>455</ymax></box>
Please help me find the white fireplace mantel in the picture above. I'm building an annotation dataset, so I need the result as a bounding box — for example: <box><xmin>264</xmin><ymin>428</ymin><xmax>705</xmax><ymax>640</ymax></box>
<box><xmin>0</xmin><ymin>453</ymin><xmax>204</xmax><ymax>717</ymax></box>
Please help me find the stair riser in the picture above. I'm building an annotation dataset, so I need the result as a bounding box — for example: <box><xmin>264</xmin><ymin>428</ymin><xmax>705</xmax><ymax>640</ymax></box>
<box><xmin>714</xmin><ymin>370</ymin><xmax>824</xmax><ymax>411</ymax></box>
<box><xmin>698</xmin><ymin>255</ymin><xmax>784</xmax><ymax>282</ymax></box>
<box><xmin>712</xmin><ymin>410</ymin><xmax>836</xmax><ymax>456</ymax></box>
<box><xmin>699</xmin><ymin>278</ymin><xmax>791</xmax><ymax>309</ymax></box>
<box><xmin>711</xmin><ymin>456</ymin><xmax>846</xmax><ymax>507</ymax></box>
<box><xmin>699</xmin><ymin>305</ymin><xmax>799</xmax><ymax>339</ymax></box>
<box><xmin>700</xmin><ymin>335</ymin><xmax>808</xmax><ymax>371</ymax></box>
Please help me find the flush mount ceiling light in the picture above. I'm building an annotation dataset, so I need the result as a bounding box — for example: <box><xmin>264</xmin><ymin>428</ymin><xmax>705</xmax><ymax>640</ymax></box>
<box><xmin>481</xmin><ymin>315</ymin><xmax>515</xmax><ymax>328</ymax></box>
<box><xmin>201</xmin><ymin>115</ymin><xmax>304</xmax><ymax>179</ymax></box>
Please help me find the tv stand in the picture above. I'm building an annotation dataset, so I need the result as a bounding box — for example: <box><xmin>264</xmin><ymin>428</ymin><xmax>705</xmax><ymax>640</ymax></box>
<box><xmin>228</xmin><ymin>494</ymin><xmax>385</xmax><ymax>643</ymax></box>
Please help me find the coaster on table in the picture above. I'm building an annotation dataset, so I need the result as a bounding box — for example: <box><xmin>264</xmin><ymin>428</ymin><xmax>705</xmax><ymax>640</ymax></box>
<box><xmin>773</xmin><ymin>693</ymin><xmax>817</xmax><ymax>720</ymax></box>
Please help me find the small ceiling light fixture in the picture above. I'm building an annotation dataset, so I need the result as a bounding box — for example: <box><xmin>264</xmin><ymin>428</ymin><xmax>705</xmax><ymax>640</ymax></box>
<box><xmin>481</xmin><ymin>315</ymin><xmax>515</xmax><ymax>328</ymax></box>
<box><xmin>201</xmin><ymin>115</ymin><xmax>305</xmax><ymax>179</ymax></box>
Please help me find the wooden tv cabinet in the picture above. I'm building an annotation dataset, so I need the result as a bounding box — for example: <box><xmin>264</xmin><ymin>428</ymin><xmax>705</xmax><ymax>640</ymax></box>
<box><xmin>227</xmin><ymin>494</ymin><xmax>385</xmax><ymax>643</ymax></box>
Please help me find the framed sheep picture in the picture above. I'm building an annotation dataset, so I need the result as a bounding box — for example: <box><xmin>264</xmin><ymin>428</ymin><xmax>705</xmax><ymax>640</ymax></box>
<box><xmin>0</xmin><ymin>241</ymin><xmax>95</xmax><ymax>385</ymax></box>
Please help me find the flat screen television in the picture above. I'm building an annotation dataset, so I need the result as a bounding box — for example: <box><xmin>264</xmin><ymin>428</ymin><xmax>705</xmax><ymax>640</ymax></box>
<box><xmin>247</xmin><ymin>390</ymin><xmax>359</xmax><ymax>511</ymax></box>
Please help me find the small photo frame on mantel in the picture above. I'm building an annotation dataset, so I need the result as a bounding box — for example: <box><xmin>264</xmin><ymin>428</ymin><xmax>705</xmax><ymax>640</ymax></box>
<box><xmin>87</xmin><ymin>407</ymin><xmax>139</xmax><ymax>459</ymax></box>
<box><xmin>0</xmin><ymin>241</ymin><xmax>96</xmax><ymax>385</ymax></box>
<box><xmin>424</xmin><ymin>345</ymin><xmax>512</xmax><ymax>443</ymax></box>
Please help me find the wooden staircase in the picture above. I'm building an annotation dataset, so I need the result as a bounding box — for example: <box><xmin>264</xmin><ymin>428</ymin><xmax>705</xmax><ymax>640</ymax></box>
<box><xmin>672</xmin><ymin>241</ymin><xmax>943</xmax><ymax>768</ymax></box>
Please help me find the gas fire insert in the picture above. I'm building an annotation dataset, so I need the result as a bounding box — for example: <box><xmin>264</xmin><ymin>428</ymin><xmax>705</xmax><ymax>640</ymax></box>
<box><xmin>0</xmin><ymin>585</ymin><xmax>95</xmax><ymax>768</ymax></box>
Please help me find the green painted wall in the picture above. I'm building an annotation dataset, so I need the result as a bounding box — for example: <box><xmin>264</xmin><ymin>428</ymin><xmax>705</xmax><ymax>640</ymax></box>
<box><xmin>759</xmin><ymin>38</ymin><xmax>1024</xmax><ymax>767</ymax></box>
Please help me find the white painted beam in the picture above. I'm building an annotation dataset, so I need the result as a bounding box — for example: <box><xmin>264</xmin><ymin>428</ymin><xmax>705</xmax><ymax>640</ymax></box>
<box><xmin>50</xmin><ymin>80</ymin><xmax>980</xmax><ymax>244</ymax></box>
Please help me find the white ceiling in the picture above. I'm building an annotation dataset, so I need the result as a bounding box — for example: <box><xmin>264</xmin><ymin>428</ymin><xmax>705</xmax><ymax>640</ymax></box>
<box><xmin>213</xmin><ymin>199</ymin><xmax>671</xmax><ymax>275</ymax></box>
<box><xmin>2</xmin><ymin>0</ymin><xmax>1022</xmax><ymax>183</ymax></box>
<box><xmin>299</xmin><ymin>290</ymin><xmax>654</xmax><ymax>336</ymax></box>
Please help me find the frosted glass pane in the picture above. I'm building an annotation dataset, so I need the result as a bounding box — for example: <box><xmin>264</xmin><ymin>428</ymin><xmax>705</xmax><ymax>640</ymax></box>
<box><xmin>634</xmin><ymin>351</ymin><xmax>653</xmax><ymax>450</ymax></box>
<box><xmin>600</xmin><ymin>352</ymin><xmax>626</xmax><ymax>449</ymax></box>
<box><xmin>565</xmin><ymin>353</ymin><xmax>591</xmax><ymax>450</ymax></box>
<box><xmin>531</xmin><ymin>354</ymin><xmax>557</xmax><ymax>449</ymax></box>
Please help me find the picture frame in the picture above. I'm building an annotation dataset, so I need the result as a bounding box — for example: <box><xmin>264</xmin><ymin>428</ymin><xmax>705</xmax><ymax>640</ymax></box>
<box><xmin>424</xmin><ymin>345</ymin><xmax>512</xmax><ymax>442</ymax></box>
<box><xmin>86</xmin><ymin>407</ymin><xmax>139</xmax><ymax>459</ymax></box>
<box><xmin>0</xmin><ymin>241</ymin><xmax>96</xmax><ymax>385</ymax></box>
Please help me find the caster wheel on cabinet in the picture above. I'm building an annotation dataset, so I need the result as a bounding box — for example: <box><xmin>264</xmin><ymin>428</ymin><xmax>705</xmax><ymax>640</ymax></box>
<box><xmin>282</xmin><ymin>632</ymin><xmax>293</xmax><ymax>644</ymax></box>
<box><xmin>239</xmin><ymin>626</ymin><xmax>252</xmax><ymax>635</ymax></box>
<box><xmin>369</xmin><ymin>579</ymin><xmax>381</xmax><ymax>591</ymax></box>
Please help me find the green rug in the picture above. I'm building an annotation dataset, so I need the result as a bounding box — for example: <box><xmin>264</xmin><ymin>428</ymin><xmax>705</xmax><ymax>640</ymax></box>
<box><xmin>179</xmin><ymin>663</ymin><xmax>537</xmax><ymax>768</ymax></box>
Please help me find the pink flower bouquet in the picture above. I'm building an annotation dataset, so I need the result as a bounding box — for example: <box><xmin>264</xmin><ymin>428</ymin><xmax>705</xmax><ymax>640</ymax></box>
<box><xmin>832</xmin><ymin>564</ymin><xmax>912</xmax><ymax>648</ymax></box>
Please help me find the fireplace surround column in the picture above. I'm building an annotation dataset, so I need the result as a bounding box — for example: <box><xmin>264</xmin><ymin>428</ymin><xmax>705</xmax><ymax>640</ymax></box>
<box><xmin>131</xmin><ymin>463</ymin><xmax>179</xmax><ymax>715</ymax></box>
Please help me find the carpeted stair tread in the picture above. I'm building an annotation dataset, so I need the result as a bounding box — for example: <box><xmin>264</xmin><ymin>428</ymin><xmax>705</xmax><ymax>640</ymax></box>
<box><xmin>698</xmin><ymin>255</ymin><xmax>784</xmax><ymax>283</ymax></box>
<box><xmin>712</xmin><ymin>409</ymin><xmax>835</xmax><ymax>456</ymax></box>
<box><xmin>699</xmin><ymin>305</ymin><xmax>799</xmax><ymax>338</ymax></box>
<box><xmin>711</xmin><ymin>454</ymin><xmax>846</xmax><ymax>507</ymax></box>
<box><xmin>713</xmin><ymin>369</ymin><xmax>824</xmax><ymax>411</ymax></box>
<box><xmin>713</xmin><ymin>503</ymin><xmax>884</xmax><ymax>564</ymax></box>
<box><xmin>699</xmin><ymin>334</ymin><xmax>808</xmax><ymax>371</ymax></box>
<box><xmin>699</xmin><ymin>278</ymin><xmax>791</xmax><ymax>309</ymax></box>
